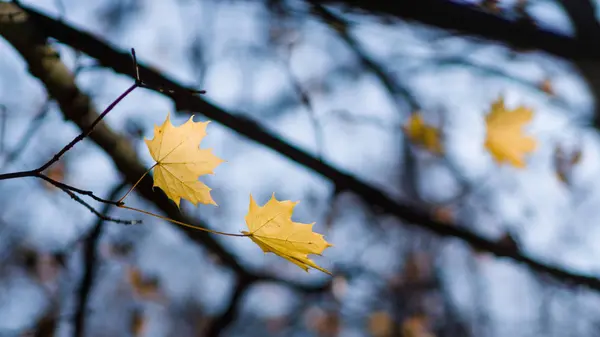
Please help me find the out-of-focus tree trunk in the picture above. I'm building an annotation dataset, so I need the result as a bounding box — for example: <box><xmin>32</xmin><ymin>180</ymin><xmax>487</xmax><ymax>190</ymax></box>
<box><xmin>556</xmin><ymin>0</ymin><xmax>600</xmax><ymax>127</ymax></box>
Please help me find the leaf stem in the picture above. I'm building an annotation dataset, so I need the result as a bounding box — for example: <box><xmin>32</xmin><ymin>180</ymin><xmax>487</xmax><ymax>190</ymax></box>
<box><xmin>117</xmin><ymin>163</ymin><xmax>157</xmax><ymax>203</ymax></box>
<box><xmin>118</xmin><ymin>204</ymin><xmax>249</xmax><ymax>237</ymax></box>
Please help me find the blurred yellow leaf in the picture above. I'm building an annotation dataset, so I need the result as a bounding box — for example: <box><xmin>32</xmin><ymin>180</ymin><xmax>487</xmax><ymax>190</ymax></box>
<box><xmin>402</xmin><ymin>113</ymin><xmax>443</xmax><ymax>155</ymax></box>
<box><xmin>127</xmin><ymin>266</ymin><xmax>161</xmax><ymax>301</ymax></box>
<box><xmin>484</xmin><ymin>96</ymin><xmax>536</xmax><ymax>168</ymax></box>
<box><xmin>401</xmin><ymin>315</ymin><xmax>435</xmax><ymax>337</ymax></box>
<box><xmin>368</xmin><ymin>311</ymin><xmax>393</xmax><ymax>337</ymax></box>
<box><xmin>242</xmin><ymin>194</ymin><xmax>333</xmax><ymax>274</ymax></box>
<box><xmin>130</xmin><ymin>309</ymin><xmax>146</xmax><ymax>337</ymax></box>
<box><xmin>145</xmin><ymin>112</ymin><xmax>224</xmax><ymax>208</ymax></box>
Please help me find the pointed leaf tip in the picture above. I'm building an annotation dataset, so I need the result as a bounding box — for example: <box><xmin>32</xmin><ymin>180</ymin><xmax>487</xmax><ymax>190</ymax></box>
<box><xmin>243</xmin><ymin>194</ymin><xmax>333</xmax><ymax>275</ymax></box>
<box><xmin>145</xmin><ymin>113</ymin><xmax>224</xmax><ymax>207</ymax></box>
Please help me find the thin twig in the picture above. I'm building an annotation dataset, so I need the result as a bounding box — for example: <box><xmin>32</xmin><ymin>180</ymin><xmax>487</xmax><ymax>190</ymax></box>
<box><xmin>0</xmin><ymin>5</ymin><xmax>328</xmax><ymax>294</ymax></box>
<box><xmin>22</xmin><ymin>5</ymin><xmax>600</xmax><ymax>291</ymax></box>
<box><xmin>0</xmin><ymin>100</ymin><xmax>51</xmax><ymax>170</ymax></box>
<box><xmin>36</xmin><ymin>173</ymin><xmax>122</xmax><ymax>205</ymax></box>
<box><xmin>0</xmin><ymin>48</ymin><xmax>141</xmax><ymax>181</ymax></box>
<box><xmin>132</xmin><ymin>48</ymin><xmax>206</xmax><ymax>95</ymax></box>
<box><xmin>306</xmin><ymin>0</ymin><xmax>599</xmax><ymax>61</ymax></box>
<box><xmin>36</xmin><ymin>83</ymin><xmax>138</xmax><ymax>173</ymax></box>
<box><xmin>0</xmin><ymin>83</ymin><xmax>137</xmax><ymax>181</ymax></box>
<box><xmin>0</xmin><ymin>49</ymin><xmax>141</xmax><ymax>215</ymax></box>
<box><xmin>59</xmin><ymin>185</ymin><xmax>139</xmax><ymax>225</ymax></box>
<box><xmin>279</xmin><ymin>45</ymin><xmax>324</xmax><ymax>159</ymax></box>
<box><xmin>310</xmin><ymin>3</ymin><xmax>419</xmax><ymax>110</ymax></box>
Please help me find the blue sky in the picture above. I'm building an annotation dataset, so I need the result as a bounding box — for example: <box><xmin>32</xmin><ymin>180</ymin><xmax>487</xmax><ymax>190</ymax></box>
<box><xmin>2</xmin><ymin>0</ymin><xmax>600</xmax><ymax>336</ymax></box>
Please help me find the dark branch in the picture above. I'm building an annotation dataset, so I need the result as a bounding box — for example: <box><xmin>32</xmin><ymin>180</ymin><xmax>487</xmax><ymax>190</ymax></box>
<box><xmin>73</xmin><ymin>182</ymin><xmax>128</xmax><ymax>337</ymax></box>
<box><xmin>59</xmin><ymin>185</ymin><xmax>139</xmax><ymax>225</ymax></box>
<box><xmin>206</xmin><ymin>277</ymin><xmax>253</xmax><ymax>337</ymax></box>
<box><xmin>0</xmin><ymin>2</ymin><xmax>325</xmax><ymax>293</ymax></box>
<box><xmin>555</xmin><ymin>0</ymin><xmax>600</xmax><ymax>41</ymax></box>
<box><xmin>37</xmin><ymin>83</ymin><xmax>138</xmax><ymax>172</ymax></box>
<box><xmin>15</xmin><ymin>2</ymin><xmax>600</xmax><ymax>290</ymax></box>
<box><xmin>307</xmin><ymin>0</ymin><xmax>600</xmax><ymax>61</ymax></box>
<box><xmin>36</xmin><ymin>173</ymin><xmax>123</xmax><ymax>206</ymax></box>
<box><xmin>310</xmin><ymin>3</ymin><xmax>418</xmax><ymax>110</ymax></box>
<box><xmin>0</xmin><ymin>47</ymin><xmax>140</xmax><ymax>211</ymax></box>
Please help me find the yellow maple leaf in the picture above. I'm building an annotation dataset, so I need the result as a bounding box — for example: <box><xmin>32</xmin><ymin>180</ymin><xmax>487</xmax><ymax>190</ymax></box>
<box><xmin>242</xmin><ymin>194</ymin><xmax>333</xmax><ymax>275</ymax></box>
<box><xmin>402</xmin><ymin>113</ymin><xmax>443</xmax><ymax>154</ymax></box>
<box><xmin>145</xmin><ymin>113</ymin><xmax>224</xmax><ymax>207</ymax></box>
<box><xmin>484</xmin><ymin>97</ymin><xmax>536</xmax><ymax>168</ymax></box>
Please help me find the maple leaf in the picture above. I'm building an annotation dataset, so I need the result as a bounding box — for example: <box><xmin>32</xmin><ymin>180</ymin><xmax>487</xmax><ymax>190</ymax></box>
<box><xmin>242</xmin><ymin>194</ymin><xmax>333</xmax><ymax>275</ymax></box>
<box><xmin>402</xmin><ymin>113</ymin><xmax>443</xmax><ymax>154</ymax></box>
<box><xmin>484</xmin><ymin>97</ymin><xmax>536</xmax><ymax>168</ymax></box>
<box><xmin>145</xmin><ymin>113</ymin><xmax>224</xmax><ymax>207</ymax></box>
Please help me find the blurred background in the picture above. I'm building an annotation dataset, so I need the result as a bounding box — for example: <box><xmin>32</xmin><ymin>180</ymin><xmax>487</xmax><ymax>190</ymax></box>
<box><xmin>1</xmin><ymin>0</ymin><xmax>600</xmax><ymax>336</ymax></box>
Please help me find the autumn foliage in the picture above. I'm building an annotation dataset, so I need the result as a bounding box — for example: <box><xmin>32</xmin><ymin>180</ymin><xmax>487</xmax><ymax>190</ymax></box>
<box><xmin>403</xmin><ymin>95</ymin><xmax>538</xmax><ymax>169</ymax></box>
<box><xmin>135</xmin><ymin>112</ymin><xmax>334</xmax><ymax>273</ymax></box>
<box><xmin>133</xmin><ymin>92</ymin><xmax>547</xmax><ymax>274</ymax></box>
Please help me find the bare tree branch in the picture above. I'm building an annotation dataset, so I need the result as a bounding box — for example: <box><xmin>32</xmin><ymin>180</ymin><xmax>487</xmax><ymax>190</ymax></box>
<box><xmin>206</xmin><ymin>276</ymin><xmax>253</xmax><ymax>337</ymax></box>
<box><xmin>553</xmin><ymin>0</ymin><xmax>600</xmax><ymax>129</ymax></box>
<box><xmin>555</xmin><ymin>0</ymin><xmax>600</xmax><ymax>41</ymax></box>
<box><xmin>73</xmin><ymin>182</ymin><xmax>128</xmax><ymax>337</ymax></box>
<box><xmin>310</xmin><ymin>3</ymin><xmax>418</xmax><ymax>110</ymax></box>
<box><xmin>11</xmin><ymin>2</ymin><xmax>600</xmax><ymax>290</ymax></box>
<box><xmin>0</xmin><ymin>12</ymin><xmax>139</xmax><ymax>209</ymax></box>
<box><xmin>0</xmin><ymin>2</ymin><xmax>325</xmax><ymax>293</ymax></box>
<box><xmin>58</xmin><ymin>183</ymin><xmax>138</xmax><ymax>225</ymax></box>
<box><xmin>308</xmin><ymin>0</ymin><xmax>600</xmax><ymax>61</ymax></box>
